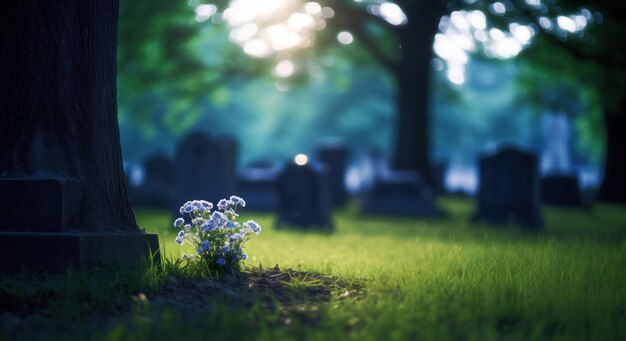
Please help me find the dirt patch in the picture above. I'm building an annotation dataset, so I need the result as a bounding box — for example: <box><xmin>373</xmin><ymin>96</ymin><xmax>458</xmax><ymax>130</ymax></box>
<box><xmin>1</xmin><ymin>267</ymin><xmax>364</xmax><ymax>338</ymax></box>
<box><xmin>145</xmin><ymin>266</ymin><xmax>363</xmax><ymax>321</ymax></box>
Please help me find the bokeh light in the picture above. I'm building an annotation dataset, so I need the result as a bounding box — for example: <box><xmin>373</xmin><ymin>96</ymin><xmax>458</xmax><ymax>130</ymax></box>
<box><xmin>294</xmin><ymin>154</ymin><xmax>309</xmax><ymax>166</ymax></box>
<box><xmin>337</xmin><ymin>31</ymin><xmax>354</xmax><ymax>45</ymax></box>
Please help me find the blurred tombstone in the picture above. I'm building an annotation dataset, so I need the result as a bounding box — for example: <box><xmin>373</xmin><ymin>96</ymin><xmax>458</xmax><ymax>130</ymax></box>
<box><xmin>368</xmin><ymin>149</ymin><xmax>389</xmax><ymax>177</ymax></box>
<box><xmin>276</xmin><ymin>156</ymin><xmax>332</xmax><ymax>230</ymax></box>
<box><xmin>541</xmin><ymin>174</ymin><xmax>585</xmax><ymax>207</ymax></box>
<box><xmin>541</xmin><ymin>113</ymin><xmax>572</xmax><ymax>174</ymax></box>
<box><xmin>472</xmin><ymin>147</ymin><xmax>543</xmax><ymax>229</ymax></box>
<box><xmin>430</xmin><ymin>160</ymin><xmax>447</xmax><ymax>194</ymax></box>
<box><xmin>360</xmin><ymin>170</ymin><xmax>443</xmax><ymax>216</ymax></box>
<box><xmin>174</xmin><ymin>132</ymin><xmax>237</xmax><ymax>208</ymax></box>
<box><xmin>316</xmin><ymin>140</ymin><xmax>349</xmax><ymax>207</ymax></box>
<box><xmin>237</xmin><ymin>161</ymin><xmax>279</xmax><ymax>211</ymax></box>
<box><xmin>131</xmin><ymin>154</ymin><xmax>175</xmax><ymax>208</ymax></box>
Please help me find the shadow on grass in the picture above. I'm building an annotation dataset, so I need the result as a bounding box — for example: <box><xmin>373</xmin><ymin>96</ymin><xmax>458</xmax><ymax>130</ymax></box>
<box><xmin>0</xmin><ymin>264</ymin><xmax>364</xmax><ymax>340</ymax></box>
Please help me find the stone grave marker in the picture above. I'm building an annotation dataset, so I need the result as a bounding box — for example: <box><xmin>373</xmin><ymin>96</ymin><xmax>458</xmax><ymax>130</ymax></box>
<box><xmin>131</xmin><ymin>154</ymin><xmax>175</xmax><ymax>208</ymax></box>
<box><xmin>541</xmin><ymin>113</ymin><xmax>572</xmax><ymax>174</ymax></box>
<box><xmin>174</xmin><ymin>132</ymin><xmax>237</xmax><ymax>208</ymax></box>
<box><xmin>541</xmin><ymin>174</ymin><xmax>585</xmax><ymax>207</ymax></box>
<box><xmin>360</xmin><ymin>170</ymin><xmax>443</xmax><ymax>216</ymax></box>
<box><xmin>316</xmin><ymin>141</ymin><xmax>349</xmax><ymax>207</ymax></box>
<box><xmin>472</xmin><ymin>147</ymin><xmax>543</xmax><ymax>229</ymax></box>
<box><xmin>237</xmin><ymin>162</ymin><xmax>279</xmax><ymax>211</ymax></box>
<box><xmin>0</xmin><ymin>1</ymin><xmax>159</xmax><ymax>273</ymax></box>
<box><xmin>276</xmin><ymin>159</ymin><xmax>332</xmax><ymax>229</ymax></box>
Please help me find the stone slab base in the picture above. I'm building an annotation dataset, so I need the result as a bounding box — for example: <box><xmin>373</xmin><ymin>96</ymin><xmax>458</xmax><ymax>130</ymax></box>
<box><xmin>361</xmin><ymin>190</ymin><xmax>445</xmax><ymax>217</ymax></box>
<box><xmin>360</xmin><ymin>175</ymin><xmax>445</xmax><ymax>217</ymax></box>
<box><xmin>0</xmin><ymin>232</ymin><xmax>160</xmax><ymax>273</ymax></box>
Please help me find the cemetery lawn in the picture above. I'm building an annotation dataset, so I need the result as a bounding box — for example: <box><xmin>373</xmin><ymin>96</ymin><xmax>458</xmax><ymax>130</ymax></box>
<box><xmin>2</xmin><ymin>198</ymin><xmax>626</xmax><ymax>340</ymax></box>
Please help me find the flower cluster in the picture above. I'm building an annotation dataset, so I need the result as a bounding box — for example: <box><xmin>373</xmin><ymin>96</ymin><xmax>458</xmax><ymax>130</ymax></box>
<box><xmin>173</xmin><ymin>195</ymin><xmax>261</xmax><ymax>273</ymax></box>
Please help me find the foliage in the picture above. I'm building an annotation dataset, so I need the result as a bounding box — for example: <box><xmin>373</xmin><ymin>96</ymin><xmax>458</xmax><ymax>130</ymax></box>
<box><xmin>173</xmin><ymin>196</ymin><xmax>261</xmax><ymax>275</ymax></box>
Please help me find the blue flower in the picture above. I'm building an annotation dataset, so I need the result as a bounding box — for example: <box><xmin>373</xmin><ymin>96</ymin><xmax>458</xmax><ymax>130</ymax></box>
<box><xmin>184</xmin><ymin>205</ymin><xmax>193</xmax><ymax>213</ymax></box>
<box><xmin>226</xmin><ymin>221</ymin><xmax>235</xmax><ymax>229</ymax></box>
<box><xmin>200</xmin><ymin>200</ymin><xmax>213</xmax><ymax>210</ymax></box>
<box><xmin>211</xmin><ymin>211</ymin><xmax>227</xmax><ymax>226</ymax></box>
<box><xmin>216</xmin><ymin>258</ymin><xmax>226</xmax><ymax>266</ymax></box>
<box><xmin>221</xmin><ymin>245</ymin><xmax>231</xmax><ymax>253</ymax></box>
<box><xmin>217</xmin><ymin>199</ymin><xmax>229</xmax><ymax>211</ymax></box>
<box><xmin>175</xmin><ymin>230</ymin><xmax>185</xmax><ymax>245</ymax></box>
<box><xmin>197</xmin><ymin>240</ymin><xmax>210</xmax><ymax>254</ymax></box>
<box><xmin>229</xmin><ymin>232</ymin><xmax>244</xmax><ymax>242</ymax></box>
<box><xmin>230</xmin><ymin>195</ymin><xmax>246</xmax><ymax>207</ymax></box>
<box><xmin>174</xmin><ymin>218</ymin><xmax>184</xmax><ymax>228</ymax></box>
<box><xmin>183</xmin><ymin>224</ymin><xmax>192</xmax><ymax>230</ymax></box>
<box><xmin>245</xmin><ymin>220</ymin><xmax>261</xmax><ymax>235</ymax></box>
<box><xmin>201</xmin><ymin>220</ymin><xmax>216</xmax><ymax>232</ymax></box>
<box><xmin>192</xmin><ymin>217</ymin><xmax>206</xmax><ymax>227</ymax></box>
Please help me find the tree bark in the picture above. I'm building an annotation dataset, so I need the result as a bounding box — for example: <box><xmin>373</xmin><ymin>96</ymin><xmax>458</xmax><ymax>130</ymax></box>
<box><xmin>598</xmin><ymin>101</ymin><xmax>626</xmax><ymax>203</ymax></box>
<box><xmin>391</xmin><ymin>2</ymin><xmax>446</xmax><ymax>185</ymax></box>
<box><xmin>0</xmin><ymin>0</ymin><xmax>139</xmax><ymax>232</ymax></box>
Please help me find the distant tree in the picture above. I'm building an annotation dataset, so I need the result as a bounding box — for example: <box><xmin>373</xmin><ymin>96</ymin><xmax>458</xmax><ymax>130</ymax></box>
<box><xmin>520</xmin><ymin>0</ymin><xmax>626</xmax><ymax>202</ymax></box>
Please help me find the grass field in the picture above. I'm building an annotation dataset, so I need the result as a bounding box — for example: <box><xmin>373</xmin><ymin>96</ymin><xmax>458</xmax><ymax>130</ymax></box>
<box><xmin>2</xmin><ymin>197</ymin><xmax>625</xmax><ymax>340</ymax></box>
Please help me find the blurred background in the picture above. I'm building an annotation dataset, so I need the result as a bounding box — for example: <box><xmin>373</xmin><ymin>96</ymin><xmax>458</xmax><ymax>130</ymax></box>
<box><xmin>116</xmin><ymin>0</ymin><xmax>625</xmax><ymax>205</ymax></box>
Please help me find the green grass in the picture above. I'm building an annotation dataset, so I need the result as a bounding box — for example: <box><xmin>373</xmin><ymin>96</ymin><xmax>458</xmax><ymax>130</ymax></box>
<box><xmin>2</xmin><ymin>197</ymin><xmax>625</xmax><ymax>340</ymax></box>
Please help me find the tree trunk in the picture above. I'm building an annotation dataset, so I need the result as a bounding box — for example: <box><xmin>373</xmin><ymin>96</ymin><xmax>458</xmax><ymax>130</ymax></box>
<box><xmin>391</xmin><ymin>2</ymin><xmax>446</xmax><ymax>186</ymax></box>
<box><xmin>0</xmin><ymin>0</ymin><xmax>139</xmax><ymax>232</ymax></box>
<box><xmin>598</xmin><ymin>102</ymin><xmax>626</xmax><ymax>203</ymax></box>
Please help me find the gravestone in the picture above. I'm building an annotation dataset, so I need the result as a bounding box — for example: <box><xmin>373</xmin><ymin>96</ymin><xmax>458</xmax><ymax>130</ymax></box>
<box><xmin>541</xmin><ymin>174</ymin><xmax>585</xmax><ymax>207</ymax></box>
<box><xmin>360</xmin><ymin>170</ymin><xmax>443</xmax><ymax>217</ymax></box>
<box><xmin>541</xmin><ymin>113</ymin><xmax>572</xmax><ymax>174</ymax></box>
<box><xmin>276</xmin><ymin>160</ymin><xmax>332</xmax><ymax>229</ymax></box>
<box><xmin>0</xmin><ymin>1</ymin><xmax>159</xmax><ymax>273</ymax></box>
<box><xmin>472</xmin><ymin>147</ymin><xmax>543</xmax><ymax>229</ymax></box>
<box><xmin>174</xmin><ymin>132</ymin><xmax>237</xmax><ymax>208</ymax></box>
<box><xmin>237</xmin><ymin>162</ymin><xmax>279</xmax><ymax>211</ymax></box>
<box><xmin>316</xmin><ymin>141</ymin><xmax>349</xmax><ymax>207</ymax></box>
<box><xmin>131</xmin><ymin>154</ymin><xmax>175</xmax><ymax>208</ymax></box>
<box><xmin>430</xmin><ymin>160</ymin><xmax>447</xmax><ymax>194</ymax></box>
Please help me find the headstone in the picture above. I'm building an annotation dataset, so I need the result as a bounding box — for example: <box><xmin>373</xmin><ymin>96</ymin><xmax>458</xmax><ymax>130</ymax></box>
<box><xmin>316</xmin><ymin>141</ymin><xmax>349</xmax><ymax>207</ymax></box>
<box><xmin>360</xmin><ymin>170</ymin><xmax>443</xmax><ymax>217</ymax></box>
<box><xmin>174</xmin><ymin>132</ymin><xmax>237</xmax><ymax>207</ymax></box>
<box><xmin>0</xmin><ymin>1</ymin><xmax>159</xmax><ymax>273</ymax></box>
<box><xmin>541</xmin><ymin>113</ymin><xmax>572</xmax><ymax>174</ymax></box>
<box><xmin>131</xmin><ymin>154</ymin><xmax>175</xmax><ymax>208</ymax></box>
<box><xmin>237</xmin><ymin>162</ymin><xmax>279</xmax><ymax>211</ymax></box>
<box><xmin>0</xmin><ymin>179</ymin><xmax>83</xmax><ymax>233</ymax></box>
<box><xmin>472</xmin><ymin>147</ymin><xmax>543</xmax><ymax>229</ymax></box>
<box><xmin>541</xmin><ymin>174</ymin><xmax>585</xmax><ymax>207</ymax></box>
<box><xmin>276</xmin><ymin>160</ymin><xmax>332</xmax><ymax>229</ymax></box>
<box><xmin>430</xmin><ymin>160</ymin><xmax>447</xmax><ymax>194</ymax></box>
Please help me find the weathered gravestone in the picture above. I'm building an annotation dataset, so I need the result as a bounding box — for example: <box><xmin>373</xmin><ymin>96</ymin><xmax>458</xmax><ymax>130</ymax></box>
<box><xmin>541</xmin><ymin>174</ymin><xmax>585</xmax><ymax>207</ymax></box>
<box><xmin>316</xmin><ymin>141</ymin><xmax>349</xmax><ymax>207</ymax></box>
<box><xmin>276</xmin><ymin>159</ymin><xmax>332</xmax><ymax>230</ymax></box>
<box><xmin>541</xmin><ymin>113</ymin><xmax>572</xmax><ymax>174</ymax></box>
<box><xmin>430</xmin><ymin>160</ymin><xmax>448</xmax><ymax>194</ymax></box>
<box><xmin>361</xmin><ymin>170</ymin><xmax>443</xmax><ymax>216</ymax></box>
<box><xmin>174</xmin><ymin>132</ymin><xmax>237</xmax><ymax>208</ymax></box>
<box><xmin>472</xmin><ymin>147</ymin><xmax>543</xmax><ymax>229</ymax></box>
<box><xmin>131</xmin><ymin>154</ymin><xmax>175</xmax><ymax>208</ymax></box>
<box><xmin>0</xmin><ymin>1</ymin><xmax>159</xmax><ymax>272</ymax></box>
<box><xmin>237</xmin><ymin>162</ymin><xmax>279</xmax><ymax>211</ymax></box>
